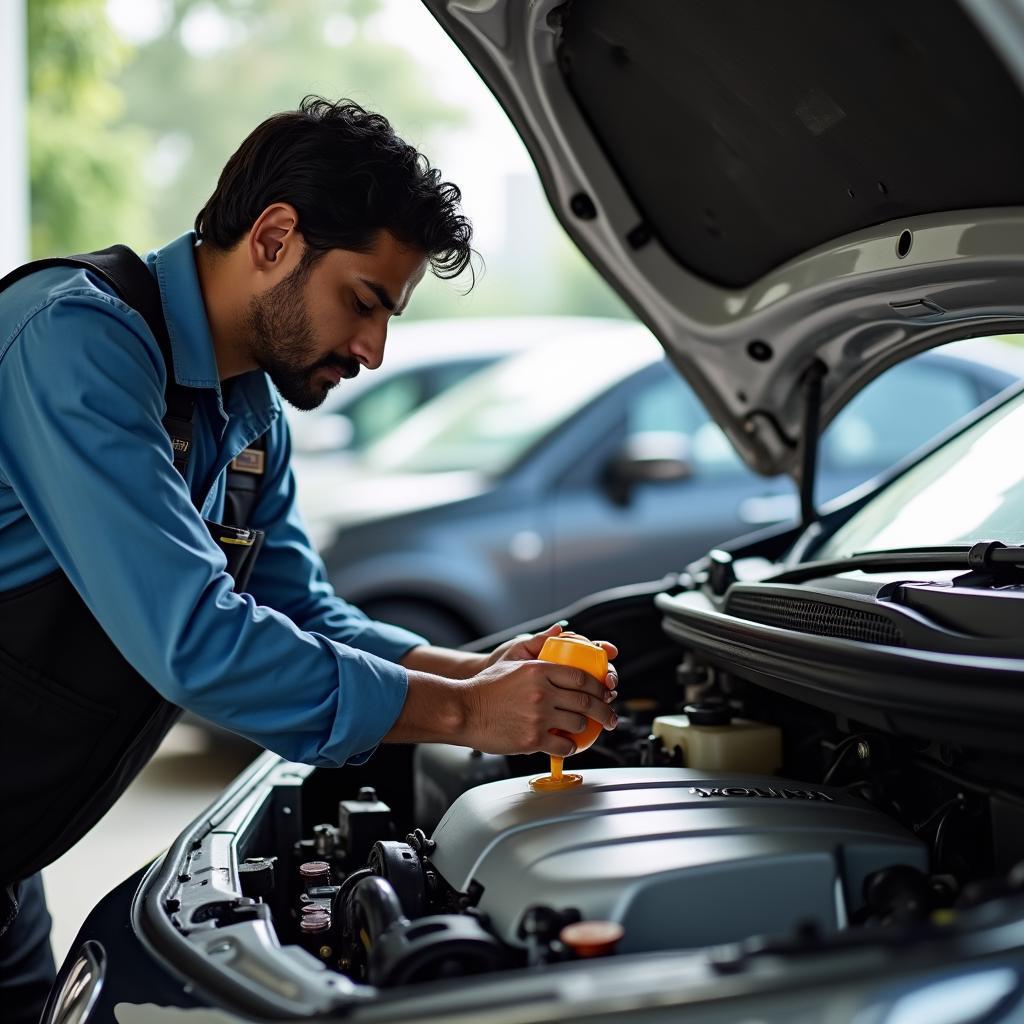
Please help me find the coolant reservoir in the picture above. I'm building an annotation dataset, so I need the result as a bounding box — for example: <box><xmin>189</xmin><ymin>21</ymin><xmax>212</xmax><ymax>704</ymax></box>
<box><xmin>652</xmin><ymin>703</ymin><xmax>781</xmax><ymax>773</ymax></box>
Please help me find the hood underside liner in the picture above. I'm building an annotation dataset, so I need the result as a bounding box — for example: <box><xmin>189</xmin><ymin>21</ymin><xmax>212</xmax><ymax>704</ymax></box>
<box><xmin>427</xmin><ymin>0</ymin><xmax>1024</xmax><ymax>475</ymax></box>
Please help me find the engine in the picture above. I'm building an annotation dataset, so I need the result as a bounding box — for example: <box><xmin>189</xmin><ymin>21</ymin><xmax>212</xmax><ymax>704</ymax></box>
<box><xmin>210</xmin><ymin>598</ymin><xmax>1024</xmax><ymax>995</ymax></box>
<box><xmin>247</xmin><ymin>757</ymin><xmax>945</xmax><ymax>988</ymax></box>
<box><xmin>428</xmin><ymin>768</ymin><xmax>925</xmax><ymax>954</ymax></box>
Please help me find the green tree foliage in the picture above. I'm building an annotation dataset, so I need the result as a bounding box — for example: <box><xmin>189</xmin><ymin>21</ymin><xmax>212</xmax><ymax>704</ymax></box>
<box><xmin>26</xmin><ymin>0</ymin><xmax>629</xmax><ymax>320</ymax></box>
<box><xmin>27</xmin><ymin>0</ymin><xmax>152</xmax><ymax>256</ymax></box>
<box><xmin>116</xmin><ymin>0</ymin><xmax>467</xmax><ymax>249</ymax></box>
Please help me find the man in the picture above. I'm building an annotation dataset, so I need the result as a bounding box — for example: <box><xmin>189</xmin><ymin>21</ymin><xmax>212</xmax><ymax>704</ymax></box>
<box><xmin>0</xmin><ymin>97</ymin><xmax>617</xmax><ymax>1021</ymax></box>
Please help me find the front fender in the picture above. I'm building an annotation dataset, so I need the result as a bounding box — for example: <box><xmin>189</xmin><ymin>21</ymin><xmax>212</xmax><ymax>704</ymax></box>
<box><xmin>43</xmin><ymin>865</ymin><xmax>208</xmax><ymax>1024</ymax></box>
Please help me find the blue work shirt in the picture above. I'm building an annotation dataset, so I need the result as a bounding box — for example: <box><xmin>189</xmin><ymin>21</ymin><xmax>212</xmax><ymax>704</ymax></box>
<box><xmin>0</xmin><ymin>232</ymin><xmax>424</xmax><ymax>766</ymax></box>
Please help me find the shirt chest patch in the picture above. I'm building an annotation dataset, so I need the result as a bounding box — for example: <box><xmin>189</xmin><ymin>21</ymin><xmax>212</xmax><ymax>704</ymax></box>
<box><xmin>231</xmin><ymin>448</ymin><xmax>265</xmax><ymax>475</ymax></box>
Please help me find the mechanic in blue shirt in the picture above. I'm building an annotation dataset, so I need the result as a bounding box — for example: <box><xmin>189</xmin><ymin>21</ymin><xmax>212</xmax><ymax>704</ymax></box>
<box><xmin>0</xmin><ymin>97</ymin><xmax>618</xmax><ymax>1022</ymax></box>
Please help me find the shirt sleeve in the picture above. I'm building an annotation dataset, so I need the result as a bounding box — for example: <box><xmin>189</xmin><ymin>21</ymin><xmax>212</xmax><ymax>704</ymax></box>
<box><xmin>0</xmin><ymin>289</ymin><xmax>410</xmax><ymax>766</ymax></box>
<box><xmin>242</xmin><ymin>410</ymin><xmax>428</xmax><ymax>762</ymax></box>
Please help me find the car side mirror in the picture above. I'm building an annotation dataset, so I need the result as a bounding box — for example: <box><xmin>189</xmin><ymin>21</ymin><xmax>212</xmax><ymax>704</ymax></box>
<box><xmin>604</xmin><ymin>431</ymin><xmax>695</xmax><ymax>505</ymax></box>
<box><xmin>291</xmin><ymin>413</ymin><xmax>356</xmax><ymax>455</ymax></box>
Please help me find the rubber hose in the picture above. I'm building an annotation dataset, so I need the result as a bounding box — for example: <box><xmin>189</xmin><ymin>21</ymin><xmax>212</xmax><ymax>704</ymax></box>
<box><xmin>333</xmin><ymin>868</ymin><xmax>375</xmax><ymax>917</ymax></box>
<box><xmin>348</xmin><ymin>876</ymin><xmax>408</xmax><ymax>950</ymax></box>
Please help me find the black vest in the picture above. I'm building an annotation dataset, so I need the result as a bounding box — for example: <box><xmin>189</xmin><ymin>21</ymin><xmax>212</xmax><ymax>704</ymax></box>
<box><xmin>0</xmin><ymin>247</ymin><xmax>266</xmax><ymax>904</ymax></box>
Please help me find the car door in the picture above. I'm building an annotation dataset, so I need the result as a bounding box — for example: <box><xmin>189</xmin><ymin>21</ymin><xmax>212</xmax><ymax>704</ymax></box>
<box><xmin>546</xmin><ymin>352</ymin><xmax>1003</xmax><ymax>609</ymax></box>
<box><xmin>546</xmin><ymin>364</ymin><xmax>780</xmax><ymax>607</ymax></box>
<box><xmin>701</xmin><ymin>354</ymin><xmax>999</xmax><ymax>531</ymax></box>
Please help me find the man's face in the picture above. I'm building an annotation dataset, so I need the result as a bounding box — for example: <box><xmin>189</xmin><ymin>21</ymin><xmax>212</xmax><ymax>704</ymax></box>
<box><xmin>247</xmin><ymin>230</ymin><xmax>427</xmax><ymax>411</ymax></box>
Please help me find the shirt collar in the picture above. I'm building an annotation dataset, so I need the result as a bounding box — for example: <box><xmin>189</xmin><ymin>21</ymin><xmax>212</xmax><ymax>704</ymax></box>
<box><xmin>147</xmin><ymin>232</ymin><xmax>278</xmax><ymax>427</ymax></box>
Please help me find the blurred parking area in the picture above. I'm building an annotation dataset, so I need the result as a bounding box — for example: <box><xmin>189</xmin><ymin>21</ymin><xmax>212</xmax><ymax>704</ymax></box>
<box><xmin>41</xmin><ymin>724</ymin><xmax>257</xmax><ymax>962</ymax></box>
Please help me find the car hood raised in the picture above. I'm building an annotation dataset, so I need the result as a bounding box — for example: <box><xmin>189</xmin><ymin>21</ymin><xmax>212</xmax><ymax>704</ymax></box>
<box><xmin>424</xmin><ymin>0</ymin><xmax>1024</xmax><ymax>476</ymax></box>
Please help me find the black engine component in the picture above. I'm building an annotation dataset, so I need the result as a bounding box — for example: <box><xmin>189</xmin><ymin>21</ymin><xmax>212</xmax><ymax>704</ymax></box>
<box><xmin>369</xmin><ymin>913</ymin><xmax>509</xmax><ymax>986</ymax></box>
<box><xmin>367</xmin><ymin>840</ymin><xmax>427</xmax><ymax>918</ymax></box>
<box><xmin>237</xmin><ymin>857</ymin><xmax>276</xmax><ymax>899</ymax></box>
<box><xmin>346</xmin><ymin>876</ymin><xmax>406</xmax><ymax>947</ymax></box>
<box><xmin>518</xmin><ymin>904</ymin><xmax>583</xmax><ymax>966</ymax></box>
<box><xmin>339</xmin><ymin>787</ymin><xmax>394</xmax><ymax>869</ymax></box>
<box><xmin>861</xmin><ymin>865</ymin><xmax>932</xmax><ymax>925</ymax></box>
<box><xmin>342</xmin><ymin>874</ymin><xmax>509</xmax><ymax>985</ymax></box>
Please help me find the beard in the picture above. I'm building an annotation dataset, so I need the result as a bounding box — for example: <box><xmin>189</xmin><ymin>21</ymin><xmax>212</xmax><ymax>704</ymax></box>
<box><xmin>246</xmin><ymin>257</ymin><xmax>360</xmax><ymax>411</ymax></box>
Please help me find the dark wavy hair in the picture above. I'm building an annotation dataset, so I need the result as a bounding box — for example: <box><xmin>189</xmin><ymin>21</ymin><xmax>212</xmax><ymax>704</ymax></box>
<box><xmin>195</xmin><ymin>96</ymin><xmax>474</xmax><ymax>283</ymax></box>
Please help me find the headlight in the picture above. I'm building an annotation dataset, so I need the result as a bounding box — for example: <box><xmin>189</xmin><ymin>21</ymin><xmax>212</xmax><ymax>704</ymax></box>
<box><xmin>43</xmin><ymin>941</ymin><xmax>105</xmax><ymax>1024</ymax></box>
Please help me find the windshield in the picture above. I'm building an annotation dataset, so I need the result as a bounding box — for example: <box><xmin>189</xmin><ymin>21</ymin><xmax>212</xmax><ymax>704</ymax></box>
<box><xmin>815</xmin><ymin>388</ymin><xmax>1024</xmax><ymax>558</ymax></box>
<box><xmin>361</xmin><ymin>332</ymin><xmax>661</xmax><ymax>475</ymax></box>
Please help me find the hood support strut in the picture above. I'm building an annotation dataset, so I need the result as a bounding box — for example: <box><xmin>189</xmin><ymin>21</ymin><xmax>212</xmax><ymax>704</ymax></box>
<box><xmin>799</xmin><ymin>361</ymin><xmax>827</xmax><ymax>527</ymax></box>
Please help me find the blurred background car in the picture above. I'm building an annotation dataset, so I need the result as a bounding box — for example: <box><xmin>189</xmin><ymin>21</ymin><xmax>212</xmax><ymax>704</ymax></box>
<box><xmin>298</xmin><ymin>323</ymin><xmax>1024</xmax><ymax>646</ymax></box>
<box><xmin>285</xmin><ymin>317</ymin><xmax>552</xmax><ymax>458</ymax></box>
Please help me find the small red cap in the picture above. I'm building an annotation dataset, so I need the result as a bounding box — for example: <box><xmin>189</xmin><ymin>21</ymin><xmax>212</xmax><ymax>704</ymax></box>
<box><xmin>559</xmin><ymin>920</ymin><xmax>625</xmax><ymax>958</ymax></box>
<box><xmin>300</xmin><ymin>911</ymin><xmax>331</xmax><ymax>933</ymax></box>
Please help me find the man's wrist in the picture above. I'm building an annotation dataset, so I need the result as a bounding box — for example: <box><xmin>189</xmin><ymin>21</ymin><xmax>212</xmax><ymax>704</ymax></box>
<box><xmin>383</xmin><ymin>670</ymin><xmax>471</xmax><ymax>745</ymax></box>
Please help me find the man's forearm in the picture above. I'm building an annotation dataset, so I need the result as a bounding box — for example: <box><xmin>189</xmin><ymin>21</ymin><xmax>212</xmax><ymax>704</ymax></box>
<box><xmin>382</xmin><ymin>670</ymin><xmax>471</xmax><ymax>744</ymax></box>
<box><xmin>400</xmin><ymin>644</ymin><xmax>486</xmax><ymax>680</ymax></box>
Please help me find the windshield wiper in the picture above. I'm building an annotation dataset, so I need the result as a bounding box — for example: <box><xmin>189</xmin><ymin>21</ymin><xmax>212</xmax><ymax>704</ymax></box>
<box><xmin>766</xmin><ymin>541</ymin><xmax>1024</xmax><ymax>585</ymax></box>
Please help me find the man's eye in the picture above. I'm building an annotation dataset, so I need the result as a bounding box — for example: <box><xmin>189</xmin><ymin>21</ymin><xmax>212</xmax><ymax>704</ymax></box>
<box><xmin>354</xmin><ymin>297</ymin><xmax>373</xmax><ymax>316</ymax></box>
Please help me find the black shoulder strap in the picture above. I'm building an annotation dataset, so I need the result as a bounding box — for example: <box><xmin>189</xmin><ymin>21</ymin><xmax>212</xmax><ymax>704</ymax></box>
<box><xmin>0</xmin><ymin>245</ymin><xmax>196</xmax><ymax>475</ymax></box>
<box><xmin>224</xmin><ymin>431</ymin><xmax>267</xmax><ymax>530</ymax></box>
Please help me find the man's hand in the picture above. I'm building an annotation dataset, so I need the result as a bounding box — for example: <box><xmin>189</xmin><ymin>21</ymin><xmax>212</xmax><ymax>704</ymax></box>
<box><xmin>386</xmin><ymin>621</ymin><xmax>620</xmax><ymax>756</ymax></box>
<box><xmin>485</xmin><ymin>621</ymin><xmax>619</xmax><ymax>696</ymax></box>
<box><xmin>399</xmin><ymin>622</ymin><xmax>618</xmax><ymax>694</ymax></box>
<box><xmin>460</xmin><ymin>654</ymin><xmax>619</xmax><ymax>757</ymax></box>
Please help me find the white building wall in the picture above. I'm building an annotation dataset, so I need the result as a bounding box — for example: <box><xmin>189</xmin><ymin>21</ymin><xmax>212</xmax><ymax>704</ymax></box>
<box><xmin>0</xmin><ymin>0</ymin><xmax>29</xmax><ymax>274</ymax></box>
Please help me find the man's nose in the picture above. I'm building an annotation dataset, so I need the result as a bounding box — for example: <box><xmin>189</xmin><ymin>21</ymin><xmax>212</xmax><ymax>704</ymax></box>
<box><xmin>349</xmin><ymin>320</ymin><xmax>388</xmax><ymax>371</ymax></box>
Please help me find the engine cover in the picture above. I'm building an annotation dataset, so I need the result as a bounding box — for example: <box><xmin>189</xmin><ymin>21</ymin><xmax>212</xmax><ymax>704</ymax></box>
<box><xmin>429</xmin><ymin>768</ymin><xmax>925</xmax><ymax>954</ymax></box>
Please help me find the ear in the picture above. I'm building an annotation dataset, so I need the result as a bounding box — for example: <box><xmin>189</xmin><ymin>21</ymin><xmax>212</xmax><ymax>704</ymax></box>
<box><xmin>248</xmin><ymin>203</ymin><xmax>301</xmax><ymax>273</ymax></box>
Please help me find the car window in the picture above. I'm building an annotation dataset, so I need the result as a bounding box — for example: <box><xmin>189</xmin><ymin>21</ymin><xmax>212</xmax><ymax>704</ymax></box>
<box><xmin>626</xmin><ymin>372</ymin><xmax>746</xmax><ymax>476</ymax></box>
<box><xmin>363</xmin><ymin>337</ymin><xmax>661</xmax><ymax>475</ymax></box>
<box><xmin>820</xmin><ymin>361</ymin><xmax>979</xmax><ymax>472</ymax></box>
<box><xmin>345</xmin><ymin>360</ymin><xmax>496</xmax><ymax>450</ymax></box>
<box><xmin>426</xmin><ymin>359</ymin><xmax>491</xmax><ymax>396</ymax></box>
<box><xmin>344</xmin><ymin>373</ymin><xmax>426</xmax><ymax>449</ymax></box>
<box><xmin>624</xmin><ymin>352</ymin><xmax>1001</xmax><ymax>488</ymax></box>
<box><xmin>816</xmin><ymin>389</ymin><xmax>1024</xmax><ymax>557</ymax></box>
<box><xmin>627</xmin><ymin>371</ymin><xmax>705</xmax><ymax>435</ymax></box>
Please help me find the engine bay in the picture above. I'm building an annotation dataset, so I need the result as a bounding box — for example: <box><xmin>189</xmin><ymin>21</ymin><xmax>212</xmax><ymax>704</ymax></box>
<box><xmin>430</xmin><ymin>768</ymin><xmax>925</xmax><ymax>954</ymax></box>
<box><xmin>144</xmin><ymin>580</ymin><xmax>1024</xmax><ymax>1015</ymax></box>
